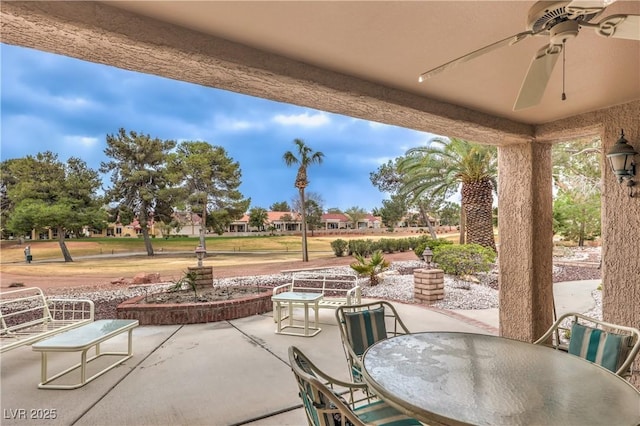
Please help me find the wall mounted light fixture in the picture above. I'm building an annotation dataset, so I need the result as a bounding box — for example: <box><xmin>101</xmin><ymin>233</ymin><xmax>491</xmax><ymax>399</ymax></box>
<box><xmin>606</xmin><ymin>129</ymin><xmax>637</xmax><ymax>197</ymax></box>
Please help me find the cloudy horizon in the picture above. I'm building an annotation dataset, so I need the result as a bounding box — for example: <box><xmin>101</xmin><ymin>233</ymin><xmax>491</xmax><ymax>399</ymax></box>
<box><xmin>1</xmin><ymin>43</ymin><xmax>443</xmax><ymax>212</ymax></box>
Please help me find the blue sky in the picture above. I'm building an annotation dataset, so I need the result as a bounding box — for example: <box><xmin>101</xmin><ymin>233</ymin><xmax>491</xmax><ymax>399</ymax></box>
<box><xmin>1</xmin><ymin>43</ymin><xmax>440</xmax><ymax>212</ymax></box>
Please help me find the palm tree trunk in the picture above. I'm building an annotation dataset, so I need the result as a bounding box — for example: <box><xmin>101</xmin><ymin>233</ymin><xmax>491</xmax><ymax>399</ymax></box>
<box><xmin>300</xmin><ymin>188</ymin><xmax>308</xmax><ymax>262</ymax></box>
<box><xmin>462</xmin><ymin>179</ymin><xmax>496</xmax><ymax>251</ymax></box>
<box><xmin>459</xmin><ymin>207</ymin><xmax>466</xmax><ymax>244</ymax></box>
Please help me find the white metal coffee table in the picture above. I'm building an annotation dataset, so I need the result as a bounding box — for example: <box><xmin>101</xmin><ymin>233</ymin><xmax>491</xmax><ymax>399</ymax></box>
<box><xmin>32</xmin><ymin>319</ymin><xmax>139</xmax><ymax>389</ymax></box>
<box><xmin>271</xmin><ymin>292</ymin><xmax>323</xmax><ymax>337</ymax></box>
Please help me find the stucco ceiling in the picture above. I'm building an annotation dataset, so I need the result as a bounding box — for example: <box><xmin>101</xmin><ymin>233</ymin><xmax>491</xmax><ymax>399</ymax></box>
<box><xmin>100</xmin><ymin>1</ymin><xmax>640</xmax><ymax>126</ymax></box>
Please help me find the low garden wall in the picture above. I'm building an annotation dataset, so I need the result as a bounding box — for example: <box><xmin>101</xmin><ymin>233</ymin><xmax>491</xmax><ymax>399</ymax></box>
<box><xmin>116</xmin><ymin>286</ymin><xmax>273</xmax><ymax>325</ymax></box>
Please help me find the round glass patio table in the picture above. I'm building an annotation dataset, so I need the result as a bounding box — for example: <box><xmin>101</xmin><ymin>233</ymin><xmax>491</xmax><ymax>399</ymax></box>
<box><xmin>362</xmin><ymin>332</ymin><xmax>640</xmax><ymax>426</ymax></box>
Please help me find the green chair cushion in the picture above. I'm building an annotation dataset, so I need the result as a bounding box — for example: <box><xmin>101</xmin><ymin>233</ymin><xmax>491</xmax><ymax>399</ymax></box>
<box><xmin>354</xmin><ymin>400</ymin><xmax>422</xmax><ymax>425</ymax></box>
<box><xmin>344</xmin><ymin>307</ymin><xmax>387</xmax><ymax>356</ymax></box>
<box><xmin>568</xmin><ymin>322</ymin><xmax>632</xmax><ymax>373</ymax></box>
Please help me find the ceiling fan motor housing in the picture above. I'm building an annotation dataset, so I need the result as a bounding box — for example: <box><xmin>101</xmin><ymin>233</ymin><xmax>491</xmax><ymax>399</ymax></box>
<box><xmin>551</xmin><ymin>20</ymin><xmax>580</xmax><ymax>43</ymax></box>
<box><xmin>527</xmin><ymin>1</ymin><xmax>601</xmax><ymax>33</ymax></box>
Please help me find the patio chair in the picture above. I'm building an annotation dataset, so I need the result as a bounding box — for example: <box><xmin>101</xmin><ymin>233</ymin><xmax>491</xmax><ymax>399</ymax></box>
<box><xmin>335</xmin><ymin>301</ymin><xmax>410</xmax><ymax>382</ymax></box>
<box><xmin>288</xmin><ymin>346</ymin><xmax>421</xmax><ymax>426</ymax></box>
<box><xmin>534</xmin><ymin>312</ymin><xmax>640</xmax><ymax>378</ymax></box>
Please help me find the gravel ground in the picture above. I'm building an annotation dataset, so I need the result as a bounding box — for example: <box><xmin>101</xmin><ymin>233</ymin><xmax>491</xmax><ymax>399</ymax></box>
<box><xmin>40</xmin><ymin>255</ymin><xmax>602</xmax><ymax>321</ymax></box>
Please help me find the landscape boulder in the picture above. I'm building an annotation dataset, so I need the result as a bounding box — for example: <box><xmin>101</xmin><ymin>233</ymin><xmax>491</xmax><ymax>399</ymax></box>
<box><xmin>131</xmin><ymin>272</ymin><xmax>161</xmax><ymax>284</ymax></box>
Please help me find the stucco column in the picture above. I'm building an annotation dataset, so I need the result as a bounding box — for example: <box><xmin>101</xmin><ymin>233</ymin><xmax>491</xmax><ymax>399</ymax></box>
<box><xmin>600</xmin><ymin>104</ymin><xmax>640</xmax><ymax>334</ymax></box>
<box><xmin>497</xmin><ymin>142</ymin><xmax>554</xmax><ymax>341</ymax></box>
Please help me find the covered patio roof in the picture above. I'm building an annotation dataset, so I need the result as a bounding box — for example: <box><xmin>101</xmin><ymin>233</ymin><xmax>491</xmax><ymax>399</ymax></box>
<box><xmin>1</xmin><ymin>1</ymin><xmax>639</xmax><ymax>361</ymax></box>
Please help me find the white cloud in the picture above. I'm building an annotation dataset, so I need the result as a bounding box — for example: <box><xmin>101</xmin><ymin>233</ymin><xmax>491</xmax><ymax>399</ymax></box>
<box><xmin>214</xmin><ymin>115</ymin><xmax>261</xmax><ymax>132</ymax></box>
<box><xmin>63</xmin><ymin>135</ymin><xmax>99</xmax><ymax>147</ymax></box>
<box><xmin>272</xmin><ymin>112</ymin><xmax>330</xmax><ymax>127</ymax></box>
<box><xmin>55</xmin><ymin>96</ymin><xmax>92</xmax><ymax>109</ymax></box>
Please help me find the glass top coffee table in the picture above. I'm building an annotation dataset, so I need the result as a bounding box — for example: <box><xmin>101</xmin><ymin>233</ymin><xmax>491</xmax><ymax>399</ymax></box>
<box><xmin>362</xmin><ymin>332</ymin><xmax>640</xmax><ymax>425</ymax></box>
<box><xmin>271</xmin><ymin>292</ymin><xmax>323</xmax><ymax>337</ymax></box>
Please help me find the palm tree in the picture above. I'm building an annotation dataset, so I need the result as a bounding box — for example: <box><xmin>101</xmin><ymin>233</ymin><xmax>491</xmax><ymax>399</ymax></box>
<box><xmin>398</xmin><ymin>137</ymin><xmax>497</xmax><ymax>251</ymax></box>
<box><xmin>283</xmin><ymin>139</ymin><xmax>324</xmax><ymax>262</ymax></box>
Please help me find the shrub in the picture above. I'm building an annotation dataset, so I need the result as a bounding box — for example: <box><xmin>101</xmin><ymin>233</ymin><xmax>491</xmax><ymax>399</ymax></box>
<box><xmin>397</xmin><ymin>238</ymin><xmax>411</xmax><ymax>252</ymax></box>
<box><xmin>413</xmin><ymin>238</ymin><xmax>453</xmax><ymax>260</ymax></box>
<box><xmin>433</xmin><ymin>244</ymin><xmax>496</xmax><ymax>284</ymax></box>
<box><xmin>427</xmin><ymin>238</ymin><xmax>454</xmax><ymax>250</ymax></box>
<box><xmin>169</xmin><ymin>270</ymin><xmax>199</xmax><ymax>302</ymax></box>
<box><xmin>330</xmin><ymin>239</ymin><xmax>348</xmax><ymax>257</ymax></box>
<box><xmin>350</xmin><ymin>250</ymin><xmax>390</xmax><ymax>286</ymax></box>
<box><xmin>348</xmin><ymin>239</ymin><xmax>374</xmax><ymax>257</ymax></box>
<box><xmin>414</xmin><ymin>242</ymin><xmax>428</xmax><ymax>260</ymax></box>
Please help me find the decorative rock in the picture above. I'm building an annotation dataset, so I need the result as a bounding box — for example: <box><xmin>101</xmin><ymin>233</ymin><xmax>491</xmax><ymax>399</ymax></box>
<box><xmin>132</xmin><ymin>273</ymin><xmax>162</xmax><ymax>284</ymax></box>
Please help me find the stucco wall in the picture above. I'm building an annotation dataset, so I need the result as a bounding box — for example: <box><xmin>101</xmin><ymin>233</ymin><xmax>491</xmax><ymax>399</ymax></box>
<box><xmin>599</xmin><ymin>103</ymin><xmax>640</xmax><ymax>330</ymax></box>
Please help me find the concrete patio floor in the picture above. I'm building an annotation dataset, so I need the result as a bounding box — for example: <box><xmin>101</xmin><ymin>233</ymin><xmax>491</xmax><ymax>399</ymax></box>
<box><xmin>0</xmin><ymin>280</ymin><xmax>600</xmax><ymax>426</ymax></box>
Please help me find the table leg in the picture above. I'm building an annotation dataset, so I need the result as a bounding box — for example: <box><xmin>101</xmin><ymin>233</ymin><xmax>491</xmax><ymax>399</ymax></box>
<box><xmin>40</xmin><ymin>352</ymin><xmax>48</xmax><ymax>384</ymax></box>
<box><xmin>314</xmin><ymin>301</ymin><xmax>319</xmax><ymax>330</ymax></box>
<box><xmin>287</xmin><ymin>302</ymin><xmax>293</xmax><ymax>328</ymax></box>
<box><xmin>128</xmin><ymin>329</ymin><xmax>134</xmax><ymax>355</ymax></box>
<box><xmin>275</xmin><ymin>301</ymin><xmax>282</xmax><ymax>333</ymax></box>
<box><xmin>81</xmin><ymin>350</ymin><xmax>87</xmax><ymax>385</ymax></box>
<box><xmin>303</xmin><ymin>302</ymin><xmax>310</xmax><ymax>336</ymax></box>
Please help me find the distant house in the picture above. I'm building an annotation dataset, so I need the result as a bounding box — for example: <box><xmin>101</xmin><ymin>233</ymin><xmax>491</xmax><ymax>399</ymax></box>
<box><xmin>322</xmin><ymin>213</ymin><xmax>350</xmax><ymax>230</ymax></box>
<box><xmin>229</xmin><ymin>211</ymin><xmax>303</xmax><ymax>232</ymax></box>
<box><xmin>173</xmin><ymin>212</ymin><xmax>204</xmax><ymax>236</ymax></box>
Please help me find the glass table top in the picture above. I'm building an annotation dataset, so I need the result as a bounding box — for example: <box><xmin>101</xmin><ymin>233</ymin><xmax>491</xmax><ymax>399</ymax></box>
<box><xmin>363</xmin><ymin>332</ymin><xmax>640</xmax><ymax>426</ymax></box>
<box><xmin>32</xmin><ymin>319</ymin><xmax>138</xmax><ymax>350</ymax></box>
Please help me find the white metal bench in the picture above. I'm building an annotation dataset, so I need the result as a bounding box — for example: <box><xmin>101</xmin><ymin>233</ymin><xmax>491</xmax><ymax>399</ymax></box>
<box><xmin>272</xmin><ymin>272</ymin><xmax>361</xmax><ymax>323</ymax></box>
<box><xmin>32</xmin><ymin>319</ymin><xmax>139</xmax><ymax>389</ymax></box>
<box><xmin>1</xmin><ymin>287</ymin><xmax>94</xmax><ymax>353</ymax></box>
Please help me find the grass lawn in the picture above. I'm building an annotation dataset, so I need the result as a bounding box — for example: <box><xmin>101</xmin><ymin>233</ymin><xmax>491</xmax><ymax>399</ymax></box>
<box><xmin>0</xmin><ymin>232</ymin><xmax>460</xmax><ymax>281</ymax></box>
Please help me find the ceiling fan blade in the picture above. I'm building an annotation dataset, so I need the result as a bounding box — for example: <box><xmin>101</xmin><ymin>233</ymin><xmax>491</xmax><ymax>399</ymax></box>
<box><xmin>418</xmin><ymin>31</ymin><xmax>534</xmax><ymax>82</ymax></box>
<box><xmin>566</xmin><ymin>0</ymin><xmax>617</xmax><ymax>19</ymax></box>
<box><xmin>594</xmin><ymin>14</ymin><xmax>640</xmax><ymax>40</ymax></box>
<box><xmin>513</xmin><ymin>44</ymin><xmax>562</xmax><ymax>111</ymax></box>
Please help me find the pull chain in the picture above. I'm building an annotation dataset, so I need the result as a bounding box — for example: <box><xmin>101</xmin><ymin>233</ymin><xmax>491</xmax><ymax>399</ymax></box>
<box><xmin>561</xmin><ymin>41</ymin><xmax>567</xmax><ymax>101</ymax></box>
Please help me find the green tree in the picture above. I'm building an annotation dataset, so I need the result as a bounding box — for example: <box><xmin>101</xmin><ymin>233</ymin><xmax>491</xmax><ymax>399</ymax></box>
<box><xmin>552</xmin><ymin>137</ymin><xmax>602</xmax><ymax>246</ymax></box>
<box><xmin>326</xmin><ymin>207</ymin><xmax>343</xmax><ymax>214</ymax></box>
<box><xmin>283</xmin><ymin>139</ymin><xmax>324</xmax><ymax>262</ymax></box>
<box><xmin>270</xmin><ymin>201</ymin><xmax>291</xmax><ymax>211</ymax></box>
<box><xmin>553</xmin><ymin>188</ymin><xmax>601</xmax><ymax>246</ymax></box>
<box><xmin>398</xmin><ymin>137</ymin><xmax>497</xmax><ymax>251</ymax></box>
<box><xmin>378</xmin><ymin>194</ymin><xmax>407</xmax><ymax>231</ymax></box>
<box><xmin>3</xmin><ymin>152</ymin><xmax>105</xmax><ymax>261</ymax></box>
<box><xmin>100</xmin><ymin>129</ymin><xmax>176</xmax><ymax>256</ymax></box>
<box><xmin>167</xmin><ymin>141</ymin><xmax>249</xmax><ymax>248</ymax></box>
<box><xmin>370</xmin><ymin>158</ymin><xmax>439</xmax><ymax>238</ymax></box>
<box><xmin>344</xmin><ymin>206</ymin><xmax>368</xmax><ymax>229</ymax></box>
<box><xmin>439</xmin><ymin>201</ymin><xmax>461</xmax><ymax>227</ymax></box>
<box><xmin>369</xmin><ymin>158</ymin><xmax>404</xmax><ymax>194</ymax></box>
<box><xmin>248</xmin><ymin>207</ymin><xmax>268</xmax><ymax>231</ymax></box>
<box><xmin>305</xmin><ymin>199</ymin><xmax>324</xmax><ymax>236</ymax></box>
<box><xmin>208</xmin><ymin>204</ymin><xmax>250</xmax><ymax>235</ymax></box>
<box><xmin>292</xmin><ymin>192</ymin><xmax>324</xmax><ymax>236</ymax></box>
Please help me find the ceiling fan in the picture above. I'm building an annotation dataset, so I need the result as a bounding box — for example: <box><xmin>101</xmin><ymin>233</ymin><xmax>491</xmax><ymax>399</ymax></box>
<box><xmin>418</xmin><ymin>0</ymin><xmax>640</xmax><ymax>111</ymax></box>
